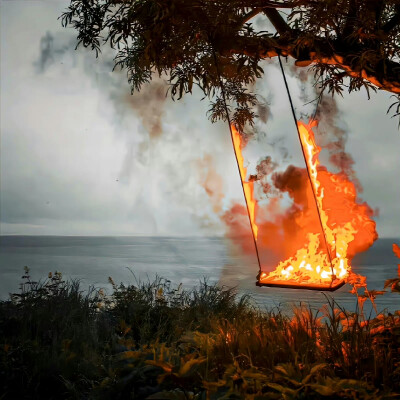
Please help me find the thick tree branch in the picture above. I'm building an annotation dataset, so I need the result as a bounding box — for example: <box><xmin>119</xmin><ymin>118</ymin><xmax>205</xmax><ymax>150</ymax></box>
<box><xmin>263</xmin><ymin>8</ymin><xmax>292</xmax><ymax>35</ymax></box>
<box><xmin>342</xmin><ymin>0</ymin><xmax>357</xmax><ymax>39</ymax></box>
<box><xmin>239</xmin><ymin>8</ymin><xmax>263</xmax><ymax>26</ymax></box>
<box><xmin>231</xmin><ymin>35</ymin><xmax>400</xmax><ymax>94</ymax></box>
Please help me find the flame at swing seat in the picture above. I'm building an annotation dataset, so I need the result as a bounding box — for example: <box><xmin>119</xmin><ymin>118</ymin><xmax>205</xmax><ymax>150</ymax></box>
<box><xmin>230</xmin><ymin>120</ymin><xmax>377</xmax><ymax>290</ymax></box>
<box><xmin>258</xmin><ymin>120</ymin><xmax>377</xmax><ymax>289</ymax></box>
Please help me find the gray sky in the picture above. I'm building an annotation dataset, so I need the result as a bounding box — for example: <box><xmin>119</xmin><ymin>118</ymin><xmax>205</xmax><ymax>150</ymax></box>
<box><xmin>1</xmin><ymin>1</ymin><xmax>399</xmax><ymax>238</ymax></box>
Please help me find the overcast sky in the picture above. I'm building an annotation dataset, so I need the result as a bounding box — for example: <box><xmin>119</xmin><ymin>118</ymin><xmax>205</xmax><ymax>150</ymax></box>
<box><xmin>1</xmin><ymin>1</ymin><xmax>399</xmax><ymax>238</ymax></box>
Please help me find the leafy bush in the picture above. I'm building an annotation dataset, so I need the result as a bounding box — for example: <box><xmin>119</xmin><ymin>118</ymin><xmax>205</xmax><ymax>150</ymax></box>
<box><xmin>0</xmin><ymin>250</ymin><xmax>399</xmax><ymax>400</ymax></box>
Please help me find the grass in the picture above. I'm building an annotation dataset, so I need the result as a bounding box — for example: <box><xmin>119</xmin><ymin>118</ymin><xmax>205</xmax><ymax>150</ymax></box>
<box><xmin>0</xmin><ymin>266</ymin><xmax>399</xmax><ymax>400</ymax></box>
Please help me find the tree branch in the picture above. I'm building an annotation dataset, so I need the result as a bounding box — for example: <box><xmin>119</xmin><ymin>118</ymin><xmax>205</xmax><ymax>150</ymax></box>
<box><xmin>231</xmin><ymin>35</ymin><xmax>400</xmax><ymax>94</ymax></box>
<box><xmin>342</xmin><ymin>0</ymin><xmax>357</xmax><ymax>39</ymax></box>
<box><xmin>239</xmin><ymin>8</ymin><xmax>263</xmax><ymax>26</ymax></box>
<box><xmin>263</xmin><ymin>8</ymin><xmax>292</xmax><ymax>35</ymax></box>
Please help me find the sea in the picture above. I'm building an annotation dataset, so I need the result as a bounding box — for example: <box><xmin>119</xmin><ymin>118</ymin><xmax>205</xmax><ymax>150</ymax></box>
<box><xmin>0</xmin><ymin>236</ymin><xmax>399</xmax><ymax>314</ymax></box>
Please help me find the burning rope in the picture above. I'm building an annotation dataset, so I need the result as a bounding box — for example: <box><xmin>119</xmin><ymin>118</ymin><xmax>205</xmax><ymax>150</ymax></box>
<box><xmin>211</xmin><ymin>49</ymin><xmax>262</xmax><ymax>273</ymax></box>
<box><xmin>277</xmin><ymin>54</ymin><xmax>336</xmax><ymax>282</ymax></box>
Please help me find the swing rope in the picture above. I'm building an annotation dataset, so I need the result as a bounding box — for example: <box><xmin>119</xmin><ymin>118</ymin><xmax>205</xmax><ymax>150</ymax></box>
<box><xmin>277</xmin><ymin>54</ymin><xmax>335</xmax><ymax>280</ymax></box>
<box><xmin>211</xmin><ymin>46</ymin><xmax>336</xmax><ymax>283</ymax></box>
<box><xmin>212</xmin><ymin>49</ymin><xmax>262</xmax><ymax>273</ymax></box>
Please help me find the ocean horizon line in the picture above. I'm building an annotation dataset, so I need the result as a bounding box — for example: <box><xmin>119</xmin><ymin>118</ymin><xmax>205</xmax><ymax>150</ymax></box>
<box><xmin>1</xmin><ymin>234</ymin><xmax>398</xmax><ymax>240</ymax></box>
<box><xmin>0</xmin><ymin>234</ymin><xmax>225</xmax><ymax>238</ymax></box>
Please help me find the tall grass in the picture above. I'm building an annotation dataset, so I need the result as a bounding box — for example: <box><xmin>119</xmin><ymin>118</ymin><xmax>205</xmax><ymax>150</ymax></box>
<box><xmin>1</xmin><ymin>266</ymin><xmax>399</xmax><ymax>399</ymax></box>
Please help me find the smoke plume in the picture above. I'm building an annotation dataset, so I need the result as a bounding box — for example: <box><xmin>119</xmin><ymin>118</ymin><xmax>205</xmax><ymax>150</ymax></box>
<box><xmin>121</xmin><ymin>79</ymin><xmax>167</xmax><ymax>140</ymax></box>
<box><xmin>315</xmin><ymin>95</ymin><xmax>362</xmax><ymax>190</ymax></box>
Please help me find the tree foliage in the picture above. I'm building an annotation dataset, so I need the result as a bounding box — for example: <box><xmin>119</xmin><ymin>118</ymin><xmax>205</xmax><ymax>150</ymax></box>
<box><xmin>61</xmin><ymin>0</ymin><xmax>400</xmax><ymax>129</ymax></box>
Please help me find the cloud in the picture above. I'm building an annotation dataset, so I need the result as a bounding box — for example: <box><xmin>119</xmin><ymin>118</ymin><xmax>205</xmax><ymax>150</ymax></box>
<box><xmin>1</xmin><ymin>1</ymin><xmax>399</xmax><ymax>239</ymax></box>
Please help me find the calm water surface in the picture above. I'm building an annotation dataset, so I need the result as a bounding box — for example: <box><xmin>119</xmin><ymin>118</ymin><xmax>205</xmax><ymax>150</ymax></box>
<box><xmin>0</xmin><ymin>236</ymin><xmax>399</xmax><ymax>314</ymax></box>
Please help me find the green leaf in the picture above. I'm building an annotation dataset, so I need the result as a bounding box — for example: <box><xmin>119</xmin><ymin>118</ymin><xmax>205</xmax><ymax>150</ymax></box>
<box><xmin>302</xmin><ymin>363</ymin><xmax>328</xmax><ymax>384</ymax></box>
<box><xmin>267</xmin><ymin>383</ymin><xmax>298</xmax><ymax>396</ymax></box>
<box><xmin>146</xmin><ymin>359</ymin><xmax>173</xmax><ymax>373</ymax></box>
<box><xmin>178</xmin><ymin>356</ymin><xmax>206</xmax><ymax>377</ymax></box>
<box><xmin>308</xmin><ymin>384</ymin><xmax>335</xmax><ymax>396</ymax></box>
<box><xmin>274</xmin><ymin>365</ymin><xmax>289</xmax><ymax>376</ymax></box>
<box><xmin>202</xmin><ymin>379</ymin><xmax>227</xmax><ymax>391</ymax></box>
<box><xmin>241</xmin><ymin>370</ymin><xmax>269</xmax><ymax>382</ymax></box>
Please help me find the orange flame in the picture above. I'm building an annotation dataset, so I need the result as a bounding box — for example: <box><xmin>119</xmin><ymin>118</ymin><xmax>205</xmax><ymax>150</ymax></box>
<box><xmin>258</xmin><ymin>120</ymin><xmax>377</xmax><ymax>287</ymax></box>
<box><xmin>231</xmin><ymin>125</ymin><xmax>258</xmax><ymax>240</ymax></box>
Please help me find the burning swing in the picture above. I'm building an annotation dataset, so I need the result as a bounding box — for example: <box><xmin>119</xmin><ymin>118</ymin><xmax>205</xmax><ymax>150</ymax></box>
<box><xmin>224</xmin><ymin>55</ymin><xmax>369</xmax><ymax>291</ymax></box>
